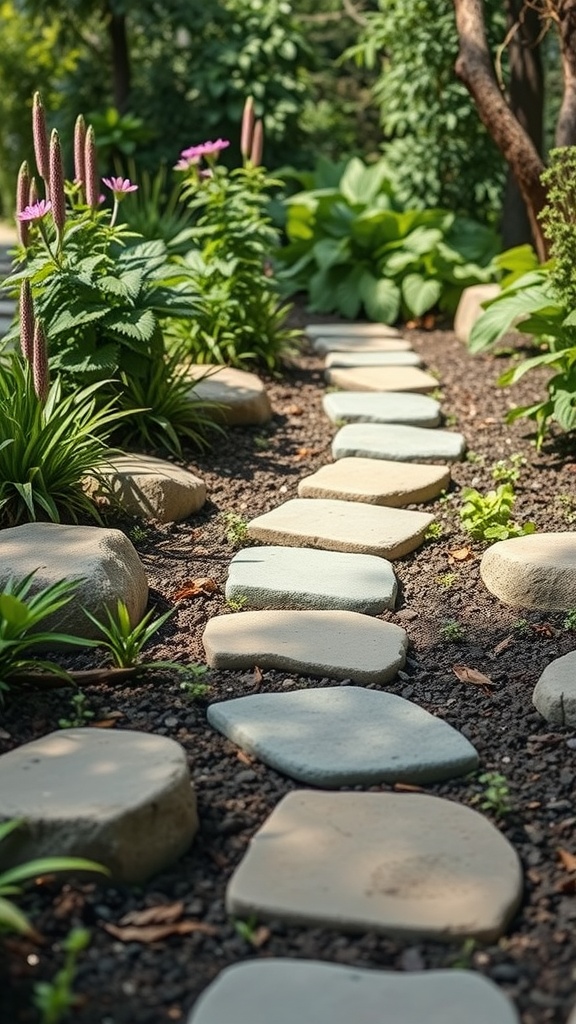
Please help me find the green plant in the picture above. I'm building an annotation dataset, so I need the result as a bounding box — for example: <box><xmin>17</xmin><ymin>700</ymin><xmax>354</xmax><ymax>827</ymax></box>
<box><xmin>450</xmin><ymin>937</ymin><xmax>477</xmax><ymax>970</ymax></box>
<box><xmin>474</xmin><ymin>771</ymin><xmax>512</xmax><ymax>817</ymax></box>
<box><xmin>459</xmin><ymin>483</ymin><xmax>536</xmax><ymax>542</ymax></box>
<box><xmin>224</xmin><ymin>512</ymin><xmax>249</xmax><ymax>547</ymax></box>
<box><xmin>180</xmin><ymin>670</ymin><xmax>211</xmax><ymax>701</ymax></box>
<box><xmin>440</xmin><ymin>620</ymin><xmax>465</xmax><ymax>642</ymax></box>
<box><xmin>555</xmin><ymin>494</ymin><xmax>576</xmax><ymax>524</ymax></box>
<box><xmin>118</xmin><ymin>160</ymin><xmax>194</xmax><ymax>253</ymax></box>
<box><xmin>436</xmin><ymin>572</ymin><xmax>457</xmax><ymax>589</ymax></box>
<box><xmin>34</xmin><ymin>926</ymin><xmax>91</xmax><ymax>1024</ymax></box>
<box><xmin>512</xmin><ymin>618</ymin><xmax>529</xmax><ymax>632</ymax></box>
<box><xmin>491</xmin><ymin>454</ymin><xmax>526</xmax><ymax>484</ymax></box>
<box><xmin>0</xmin><ymin>820</ymin><xmax>107</xmax><ymax>937</ymax></box>
<box><xmin>563</xmin><ymin>608</ymin><xmax>576</xmax><ymax>630</ymax></box>
<box><xmin>58</xmin><ymin>690</ymin><xmax>95</xmax><ymax>729</ymax></box>
<box><xmin>226</xmin><ymin>594</ymin><xmax>248</xmax><ymax>612</ymax></box>
<box><xmin>425</xmin><ymin>521</ymin><xmax>443</xmax><ymax>540</ymax></box>
<box><xmin>233</xmin><ymin>914</ymin><xmax>259</xmax><ymax>944</ymax></box>
<box><xmin>465</xmin><ymin>449</ymin><xmax>485</xmax><ymax>464</ymax></box>
<box><xmin>253</xmin><ymin>434</ymin><xmax>270</xmax><ymax>450</ymax></box>
<box><xmin>127</xmin><ymin>523</ymin><xmax>149</xmax><ymax>544</ymax></box>
<box><xmin>82</xmin><ymin>599</ymin><xmax>178</xmax><ymax>672</ymax></box>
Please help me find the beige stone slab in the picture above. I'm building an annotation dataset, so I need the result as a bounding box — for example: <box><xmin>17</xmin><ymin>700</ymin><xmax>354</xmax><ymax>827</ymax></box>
<box><xmin>306</xmin><ymin>323</ymin><xmax>402</xmax><ymax>339</ymax></box>
<box><xmin>247</xmin><ymin>498</ymin><xmax>434</xmax><ymax>559</ymax></box>
<box><xmin>325</xmin><ymin>351</ymin><xmax>421</xmax><ymax>368</ymax></box>
<box><xmin>227</xmin><ymin>791</ymin><xmax>523</xmax><ymax>942</ymax></box>
<box><xmin>454</xmin><ymin>284</ymin><xmax>501</xmax><ymax>344</ymax></box>
<box><xmin>313</xmin><ymin>336</ymin><xmax>413</xmax><ymax>355</ymax></box>
<box><xmin>86</xmin><ymin>454</ymin><xmax>206</xmax><ymax>523</ymax></box>
<box><xmin>186</xmin><ymin>365</ymin><xmax>272</xmax><ymax>425</ymax></box>
<box><xmin>298</xmin><ymin>458</ymin><xmax>450</xmax><ymax>507</ymax></box>
<box><xmin>203</xmin><ymin>610</ymin><xmax>407</xmax><ymax>684</ymax></box>
<box><xmin>326</xmin><ymin>366</ymin><xmax>439</xmax><ymax>393</ymax></box>
<box><xmin>480</xmin><ymin>532</ymin><xmax>576</xmax><ymax>610</ymax></box>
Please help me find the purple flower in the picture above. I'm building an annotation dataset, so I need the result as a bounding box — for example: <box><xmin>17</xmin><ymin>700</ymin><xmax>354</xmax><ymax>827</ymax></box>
<box><xmin>102</xmin><ymin>176</ymin><xmax>138</xmax><ymax>199</ymax></box>
<box><xmin>180</xmin><ymin>139</ymin><xmax>230</xmax><ymax>161</ymax></box>
<box><xmin>18</xmin><ymin>199</ymin><xmax>52</xmax><ymax>223</ymax></box>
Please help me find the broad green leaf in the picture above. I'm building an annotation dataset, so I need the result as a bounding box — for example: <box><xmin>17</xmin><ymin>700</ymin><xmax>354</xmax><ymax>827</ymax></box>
<box><xmin>359</xmin><ymin>272</ymin><xmax>401</xmax><ymax>324</ymax></box>
<box><xmin>313</xmin><ymin>238</ymin><xmax>350</xmax><ymax>271</ymax></box>
<box><xmin>469</xmin><ymin>283</ymin><xmax>555</xmax><ymax>353</ymax></box>
<box><xmin>339</xmin><ymin>157</ymin><xmax>370</xmax><ymax>204</ymax></box>
<box><xmin>336</xmin><ymin>265</ymin><xmax>365</xmax><ymax>319</ymax></box>
<box><xmin>0</xmin><ymin>594</ymin><xmax>30</xmax><ymax>627</ymax></box>
<box><xmin>402</xmin><ymin>273</ymin><xmax>442</xmax><ymax>316</ymax></box>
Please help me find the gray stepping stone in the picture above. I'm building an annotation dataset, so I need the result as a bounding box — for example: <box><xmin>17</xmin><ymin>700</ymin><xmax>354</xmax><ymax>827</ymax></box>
<box><xmin>186</xmin><ymin>365</ymin><xmax>272</xmax><ymax>425</ymax></box>
<box><xmin>0</xmin><ymin>729</ymin><xmax>198</xmax><ymax>884</ymax></box>
<box><xmin>247</xmin><ymin>498</ymin><xmax>434</xmax><ymax>559</ymax></box>
<box><xmin>533</xmin><ymin>651</ymin><xmax>576</xmax><ymax>727</ymax></box>
<box><xmin>188</xmin><ymin>960</ymin><xmax>520</xmax><ymax>1024</ymax></box>
<box><xmin>226</xmin><ymin>791</ymin><xmax>523</xmax><ymax>941</ymax></box>
<box><xmin>326</xmin><ymin>366</ymin><xmax>439</xmax><ymax>393</ymax></box>
<box><xmin>480</xmin><ymin>532</ymin><xmax>576</xmax><ymax>609</ymax></box>
<box><xmin>332</xmin><ymin>423</ymin><xmax>466</xmax><ymax>463</ymax></box>
<box><xmin>313</xmin><ymin>335</ymin><xmax>413</xmax><ymax>355</ymax></box>
<box><xmin>207</xmin><ymin>685</ymin><xmax>479</xmax><ymax>787</ymax></box>
<box><xmin>226</xmin><ymin>546</ymin><xmax>397</xmax><ymax>613</ymax></box>
<box><xmin>323</xmin><ymin>390</ymin><xmax>441</xmax><ymax>426</ymax></box>
<box><xmin>203</xmin><ymin>610</ymin><xmax>407</xmax><ymax>684</ymax></box>
<box><xmin>325</xmin><ymin>350</ymin><xmax>422</xmax><ymax>368</ymax></box>
<box><xmin>85</xmin><ymin>453</ymin><xmax>206</xmax><ymax>523</ymax></box>
<box><xmin>298</xmin><ymin>459</ymin><xmax>450</xmax><ymax>507</ymax></box>
<box><xmin>306</xmin><ymin>322</ymin><xmax>402</xmax><ymax>339</ymax></box>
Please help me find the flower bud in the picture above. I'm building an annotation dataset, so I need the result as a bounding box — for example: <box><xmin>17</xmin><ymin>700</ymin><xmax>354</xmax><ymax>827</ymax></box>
<box><xmin>74</xmin><ymin>114</ymin><xmax>86</xmax><ymax>197</ymax></box>
<box><xmin>16</xmin><ymin>161</ymin><xmax>30</xmax><ymax>247</ymax></box>
<box><xmin>49</xmin><ymin>129</ymin><xmax>66</xmax><ymax>233</ymax></box>
<box><xmin>32</xmin><ymin>319</ymin><xmax>50</xmax><ymax>403</ymax></box>
<box><xmin>19</xmin><ymin>280</ymin><xmax>34</xmax><ymax>363</ymax></box>
<box><xmin>84</xmin><ymin>126</ymin><xmax>99</xmax><ymax>210</ymax></box>
<box><xmin>28</xmin><ymin>178</ymin><xmax>39</xmax><ymax>207</ymax></box>
<box><xmin>32</xmin><ymin>91</ymin><xmax>50</xmax><ymax>185</ymax></box>
<box><xmin>240</xmin><ymin>96</ymin><xmax>255</xmax><ymax>160</ymax></box>
<box><xmin>250</xmin><ymin>119</ymin><xmax>264</xmax><ymax>167</ymax></box>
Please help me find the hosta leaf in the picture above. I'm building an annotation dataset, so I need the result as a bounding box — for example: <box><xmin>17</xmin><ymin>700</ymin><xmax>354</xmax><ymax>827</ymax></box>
<box><xmin>402</xmin><ymin>273</ymin><xmax>442</xmax><ymax>316</ymax></box>
<box><xmin>336</xmin><ymin>265</ymin><xmax>365</xmax><ymax>319</ymax></box>
<box><xmin>359</xmin><ymin>272</ymin><xmax>400</xmax><ymax>324</ymax></box>
<box><xmin>469</xmin><ymin>282</ymin><xmax>555</xmax><ymax>353</ymax></box>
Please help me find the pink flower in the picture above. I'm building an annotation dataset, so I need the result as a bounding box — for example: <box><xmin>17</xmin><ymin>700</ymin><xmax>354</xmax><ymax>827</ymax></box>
<box><xmin>102</xmin><ymin>176</ymin><xmax>138</xmax><ymax>199</ymax></box>
<box><xmin>173</xmin><ymin>157</ymin><xmax>198</xmax><ymax>172</ymax></box>
<box><xmin>180</xmin><ymin>139</ymin><xmax>230</xmax><ymax>160</ymax></box>
<box><xmin>18</xmin><ymin>199</ymin><xmax>52</xmax><ymax>222</ymax></box>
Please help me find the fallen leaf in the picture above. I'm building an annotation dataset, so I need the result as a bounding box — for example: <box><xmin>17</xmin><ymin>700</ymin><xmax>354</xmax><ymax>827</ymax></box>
<box><xmin>530</xmin><ymin>622</ymin><xmax>558</xmax><ymax>638</ymax></box>
<box><xmin>448</xmin><ymin>547</ymin><xmax>473</xmax><ymax>561</ymax></box>
<box><xmin>173</xmin><ymin>578</ymin><xmax>218</xmax><ymax>601</ymax></box>
<box><xmin>452</xmin><ymin>664</ymin><xmax>495</xmax><ymax>688</ymax></box>
<box><xmin>558</xmin><ymin>848</ymin><xmax>576</xmax><ymax>873</ymax></box>
<box><xmin>393</xmin><ymin>783</ymin><xmax>425</xmax><ymax>793</ymax></box>
<box><xmin>285</xmin><ymin>404</ymin><xmax>303</xmax><ymax>415</ymax></box>
<box><xmin>251</xmin><ymin>665</ymin><xmax>263</xmax><ymax>690</ymax></box>
<box><xmin>118</xmin><ymin>902</ymin><xmax>184</xmax><ymax>927</ymax></box>
<box><xmin>103</xmin><ymin>920</ymin><xmax>217</xmax><ymax>943</ymax></box>
<box><xmin>93</xmin><ymin>719</ymin><xmax>119</xmax><ymax>729</ymax></box>
<box><xmin>294</xmin><ymin>446</ymin><xmax>322</xmax><ymax>461</ymax></box>
<box><xmin>492</xmin><ymin>635</ymin><xmax>514</xmax><ymax>656</ymax></box>
<box><xmin>236</xmin><ymin>750</ymin><xmax>255</xmax><ymax>766</ymax></box>
<box><xmin>249</xmin><ymin>925</ymin><xmax>271</xmax><ymax>948</ymax></box>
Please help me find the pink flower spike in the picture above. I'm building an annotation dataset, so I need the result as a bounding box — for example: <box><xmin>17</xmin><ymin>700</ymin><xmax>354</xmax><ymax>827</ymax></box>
<box><xmin>180</xmin><ymin>139</ymin><xmax>230</xmax><ymax>161</ymax></box>
<box><xmin>18</xmin><ymin>199</ymin><xmax>52</xmax><ymax>223</ymax></box>
<box><xmin>102</xmin><ymin>176</ymin><xmax>138</xmax><ymax>199</ymax></box>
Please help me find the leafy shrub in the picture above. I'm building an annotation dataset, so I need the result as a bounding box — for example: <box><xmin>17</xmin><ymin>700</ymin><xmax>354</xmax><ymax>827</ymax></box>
<box><xmin>459</xmin><ymin>483</ymin><xmax>536</xmax><ymax>541</ymax></box>
<box><xmin>277</xmin><ymin>156</ymin><xmax>499</xmax><ymax>323</ymax></box>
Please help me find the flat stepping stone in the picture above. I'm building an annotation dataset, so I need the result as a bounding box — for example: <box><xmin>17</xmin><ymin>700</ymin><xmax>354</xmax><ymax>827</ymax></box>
<box><xmin>332</xmin><ymin>423</ymin><xmax>466</xmax><ymax>463</ymax></box>
<box><xmin>0</xmin><ymin>729</ymin><xmax>198</xmax><ymax>884</ymax></box>
<box><xmin>480</xmin><ymin>532</ymin><xmax>576</xmax><ymax>609</ymax></box>
<box><xmin>225</xmin><ymin>546</ymin><xmax>397</xmax><ymax>613</ymax></box>
<box><xmin>306</xmin><ymin>322</ymin><xmax>402</xmax><ymax>339</ymax></box>
<box><xmin>188</xmin><ymin>960</ymin><xmax>520</xmax><ymax>1024</ymax></box>
<box><xmin>247</xmin><ymin>498</ymin><xmax>434</xmax><ymax>559</ymax></box>
<box><xmin>326</xmin><ymin>366</ymin><xmax>439</xmax><ymax>393</ymax></box>
<box><xmin>85</xmin><ymin>453</ymin><xmax>206</xmax><ymax>523</ymax></box>
<box><xmin>323</xmin><ymin>391</ymin><xmax>441</xmax><ymax>426</ymax></box>
<box><xmin>208</xmin><ymin>685</ymin><xmax>479</xmax><ymax>787</ymax></box>
<box><xmin>186</xmin><ymin>365</ymin><xmax>272</xmax><ymax>425</ymax></box>
<box><xmin>325</xmin><ymin>350</ymin><xmax>422</xmax><ymax>368</ymax></box>
<box><xmin>533</xmin><ymin>651</ymin><xmax>576</xmax><ymax>727</ymax></box>
<box><xmin>226</xmin><ymin>791</ymin><xmax>523</xmax><ymax>942</ymax></box>
<box><xmin>203</xmin><ymin>610</ymin><xmax>407</xmax><ymax>684</ymax></box>
<box><xmin>299</xmin><ymin>459</ymin><xmax>450</xmax><ymax>507</ymax></box>
<box><xmin>313</xmin><ymin>335</ymin><xmax>413</xmax><ymax>355</ymax></box>
<box><xmin>0</xmin><ymin>523</ymin><xmax>148</xmax><ymax>640</ymax></box>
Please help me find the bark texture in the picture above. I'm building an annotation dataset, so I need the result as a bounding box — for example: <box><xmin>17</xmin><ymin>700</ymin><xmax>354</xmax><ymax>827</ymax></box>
<box><xmin>556</xmin><ymin>0</ymin><xmax>576</xmax><ymax>146</ymax></box>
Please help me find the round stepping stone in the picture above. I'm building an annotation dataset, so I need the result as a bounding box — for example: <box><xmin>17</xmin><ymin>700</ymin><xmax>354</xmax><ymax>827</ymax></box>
<box><xmin>325</xmin><ymin>350</ymin><xmax>422</xmax><ymax>368</ymax></box>
<box><xmin>332</xmin><ymin>423</ymin><xmax>466</xmax><ymax>463</ymax></box>
<box><xmin>454</xmin><ymin>283</ymin><xmax>501</xmax><ymax>344</ymax></box>
<box><xmin>323</xmin><ymin>390</ymin><xmax>441</xmax><ymax>426</ymax></box>
<box><xmin>326</xmin><ymin>366</ymin><xmax>439</xmax><ymax>393</ymax></box>
<box><xmin>0</xmin><ymin>729</ymin><xmax>198</xmax><ymax>884</ymax></box>
<box><xmin>533</xmin><ymin>651</ymin><xmax>576</xmax><ymax>727</ymax></box>
<box><xmin>225</xmin><ymin>546</ymin><xmax>397</xmax><ymax>613</ymax></box>
<box><xmin>480</xmin><ymin>532</ymin><xmax>576</xmax><ymax>609</ymax></box>
<box><xmin>0</xmin><ymin>523</ymin><xmax>148</xmax><ymax>639</ymax></box>
<box><xmin>188</xmin><ymin>960</ymin><xmax>520</xmax><ymax>1024</ymax></box>
<box><xmin>208</xmin><ymin>686</ymin><xmax>479</xmax><ymax>787</ymax></box>
<box><xmin>186</xmin><ymin>365</ymin><xmax>272</xmax><ymax>425</ymax></box>
<box><xmin>86</xmin><ymin>453</ymin><xmax>206</xmax><ymax>523</ymax></box>
<box><xmin>203</xmin><ymin>610</ymin><xmax>407</xmax><ymax>684</ymax></box>
<box><xmin>306</xmin><ymin>322</ymin><xmax>402</xmax><ymax>339</ymax></box>
<box><xmin>247</xmin><ymin>498</ymin><xmax>434</xmax><ymax>559</ymax></box>
<box><xmin>226</xmin><ymin>790</ymin><xmax>523</xmax><ymax>942</ymax></box>
<box><xmin>313</xmin><ymin>335</ymin><xmax>412</xmax><ymax>355</ymax></box>
<box><xmin>299</xmin><ymin>459</ymin><xmax>450</xmax><ymax>507</ymax></box>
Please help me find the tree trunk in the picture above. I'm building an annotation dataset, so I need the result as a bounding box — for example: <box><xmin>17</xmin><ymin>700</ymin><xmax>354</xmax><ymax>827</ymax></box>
<box><xmin>106</xmin><ymin>7</ymin><xmax>131</xmax><ymax>113</ymax></box>
<box><xmin>556</xmin><ymin>0</ymin><xmax>576</xmax><ymax>145</ymax></box>
<box><xmin>453</xmin><ymin>0</ymin><xmax>548</xmax><ymax>260</ymax></box>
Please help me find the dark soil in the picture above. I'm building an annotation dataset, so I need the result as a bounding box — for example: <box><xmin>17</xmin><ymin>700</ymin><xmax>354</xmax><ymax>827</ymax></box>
<box><xmin>2</xmin><ymin>310</ymin><xmax>576</xmax><ymax>1024</ymax></box>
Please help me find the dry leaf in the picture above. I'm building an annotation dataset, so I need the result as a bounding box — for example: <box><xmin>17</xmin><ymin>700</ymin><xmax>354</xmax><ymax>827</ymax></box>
<box><xmin>530</xmin><ymin>622</ymin><xmax>558</xmax><ymax>638</ymax></box>
<box><xmin>294</xmin><ymin>446</ymin><xmax>322</xmax><ymax>461</ymax></box>
<box><xmin>558</xmin><ymin>848</ymin><xmax>576</xmax><ymax>873</ymax></box>
<box><xmin>118</xmin><ymin>902</ymin><xmax>184</xmax><ymax>927</ymax></box>
<box><xmin>251</xmin><ymin>665</ymin><xmax>263</xmax><ymax>690</ymax></box>
<box><xmin>173</xmin><ymin>578</ymin><xmax>218</xmax><ymax>601</ymax></box>
<box><xmin>236</xmin><ymin>750</ymin><xmax>255</xmax><ymax>766</ymax></box>
<box><xmin>393</xmin><ymin>782</ymin><xmax>425</xmax><ymax>793</ymax></box>
<box><xmin>492</xmin><ymin>635</ymin><xmax>514</xmax><ymax>656</ymax></box>
<box><xmin>93</xmin><ymin>719</ymin><xmax>119</xmax><ymax>729</ymax></box>
<box><xmin>448</xmin><ymin>547</ymin><xmax>473</xmax><ymax>561</ymax></box>
<box><xmin>103</xmin><ymin>920</ymin><xmax>217</xmax><ymax>943</ymax></box>
<box><xmin>249</xmin><ymin>925</ymin><xmax>271</xmax><ymax>948</ymax></box>
<box><xmin>285</xmin><ymin>404</ymin><xmax>303</xmax><ymax>415</ymax></box>
<box><xmin>452</xmin><ymin>664</ymin><xmax>495</xmax><ymax>688</ymax></box>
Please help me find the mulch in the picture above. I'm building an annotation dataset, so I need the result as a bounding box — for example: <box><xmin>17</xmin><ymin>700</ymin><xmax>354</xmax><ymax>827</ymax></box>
<box><xmin>1</xmin><ymin>305</ymin><xmax>576</xmax><ymax>1024</ymax></box>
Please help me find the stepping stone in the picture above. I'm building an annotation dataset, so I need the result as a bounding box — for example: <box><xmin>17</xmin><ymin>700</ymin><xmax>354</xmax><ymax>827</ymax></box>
<box><xmin>226</xmin><ymin>791</ymin><xmax>523</xmax><ymax>942</ymax></box>
<box><xmin>186</xmin><ymin>365</ymin><xmax>272</xmax><ymax>425</ymax></box>
<box><xmin>0</xmin><ymin>729</ymin><xmax>198</xmax><ymax>884</ymax></box>
<box><xmin>0</xmin><ymin>523</ymin><xmax>148</xmax><ymax>640</ymax></box>
<box><xmin>332</xmin><ymin>423</ymin><xmax>466</xmax><ymax>463</ymax></box>
<box><xmin>85</xmin><ymin>453</ymin><xmax>206</xmax><ymax>524</ymax></box>
<box><xmin>188</xmin><ymin>960</ymin><xmax>520</xmax><ymax>1024</ymax></box>
<box><xmin>298</xmin><ymin>459</ymin><xmax>450</xmax><ymax>507</ymax></box>
<box><xmin>480</xmin><ymin>532</ymin><xmax>576</xmax><ymax>609</ymax></box>
<box><xmin>225</xmin><ymin>546</ymin><xmax>397</xmax><ymax>613</ymax></box>
<box><xmin>313</xmin><ymin>335</ymin><xmax>412</xmax><ymax>355</ymax></box>
<box><xmin>323</xmin><ymin>390</ymin><xmax>441</xmax><ymax>427</ymax></box>
<box><xmin>208</xmin><ymin>686</ymin><xmax>479</xmax><ymax>787</ymax></box>
<box><xmin>325</xmin><ymin>350</ymin><xmax>422</xmax><ymax>368</ymax></box>
<box><xmin>203</xmin><ymin>610</ymin><xmax>407</xmax><ymax>684</ymax></box>
<box><xmin>306</xmin><ymin>322</ymin><xmax>402</xmax><ymax>339</ymax></box>
<box><xmin>247</xmin><ymin>498</ymin><xmax>434</xmax><ymax>559</ymax></box>
<box><xmin>454</xmin><ymin>283</ymin><xmax>501</xmax><ymax>344</ymax></box>
<box><xmin>533</xmin><ymin>652</ymin><xmax>576</xmax><ymax>727</ymax></box>
<box><xmin>326</xmin><ymin>366</ymin><xmax>439</xmax><ymax>393</ymax></box>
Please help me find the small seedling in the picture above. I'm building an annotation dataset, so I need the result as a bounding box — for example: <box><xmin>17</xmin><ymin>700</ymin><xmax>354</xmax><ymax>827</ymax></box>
<box><xmin>556</xmin><ymin>494</ymin><xmax>576</xmax><ymax>524</ymax></box>
<box><xmin>224</xmin><ymin>512</ymin><xmax>249</xmax><ymax>547</ymax></box>
<box><xmin>444</xmin><ymin>412</ymin><xmax>458</xmax><ymax>428</ymax></box>
<box><xmin>459</xmin><ymin>483</ymin><xmax>536</xmax><ymax>542</ymax></box>
<box><xmin>226</xmin><ymin>594</ymin><xmax>248</xmax><ymax>612</ymax></box>
<box><xmin>34</xmin><ymin>927</ymin><xmax>91</xmax><ymax>1024</ymax></box>
<box><xmin>253</xmin><ymin>434</ymin><xmax>270</xmax><ymax>450</ymax></box>
<box><xmin>450</xmin><ymin>937</ymin><xmax>477</xmax><ymax>969</ymax></box>
<box><xmin>564</xmin><ymin>608</ymin><xmax>576</xmax><ymax>630</ymax></box>
<box><xmin>233</xmin><ymin>915</ymin><xmax>259</xmax><ymax>944</ymax></box>
<box><xmin>127</xmin><ymin>523</ymin><xmax>149</xmax><ymax>544</ymax></box>
<box><xmin>430</xmin><ymin>387</ymin><xmax>444</xmax><ymax>402</ymax></box>
<box><xmin>512</xmin><ymin>618</ymin><xmax>529</xmax><ymax>633</ymax></box>
<box><xmin>83</xmin><ymin>600</ymin><xmax>179</xmax><ymax>672</ymax></box>
<box><xmin>179</xmin><ymin>664</ymin><xmax>210</xmax><ymax>700</ymax></box>
<box><xmin>440</xmin><ymin>620</ymin><xmax>465</xmax><ymax>641</ymax></box>
<box><xmin>474</xmin><ymin>771</ymin><xmax>512</xmax><ymax>817</ymax></box>
<box><xmin>465</xmin><ymin>450</ymin><xmax>485</xmax><ymax>465</ymax></box>
<box><xmin>425</xmin><ymin>521</ymin><xmax>443</xmax><ymax>540</ymax></box>
<box><xmin>436</xmin><ymin>572</ymin><xmax>457</xmax><ymax>589</ymax></box>
<box><xmin>491</xmin><ymin>453</ymin><xmax>526</xmax><ymax>484</ymax></box>
<box><xmin>58</xmin><ymin>690</ymin><xmax>95</xmax><ymax>729</ymax></box>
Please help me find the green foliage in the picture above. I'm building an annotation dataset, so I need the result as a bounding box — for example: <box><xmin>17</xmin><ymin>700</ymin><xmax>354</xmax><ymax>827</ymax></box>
<box><xmin>82</xmin><ymin>599</ymin><xmax>177</xmax><ymax>671</ymax></box>
<box><xmin>226</xmin><ymin>594</ymin><xmax>248</xmax><ymax>612</ymax></box>
<box><xmin>34</xmin><ymin>926</ymin><xmax>91</xmax><ymax>1024</ymax></box>
<box><xmin>277</xmin><ymin>156</ymin><xmax>499</xmax><ymax>323</ymax></box>
<box><xmin>425</xmin><ymin>522</ymin><xmax>443</xmax><ymax>540</ymax></box>
<box><xmin>540</xmin><ymin>148</ymin><xmax>576</xmax><ymax>310</ymax></box>
<box><xmin>474</xmin><ymin>772</ymin><xmax>512</xmax><ymax>818</ymax></box>
<box><xmin>459</xmin><ymin>483</ymin><xmax>536</xmax><ymax>542</ymax></box>
<box><xmin>436</xmin><ymin>573</ymin><xmax>456</xmax><ymax>589</ymax></box>
<box><xmin>179</xmin><ymin>664</ymin><xmax>211</xmax><ymax>700</ymax></box>
<box><xmin>58</xmin><ymin>690</ymin><xmax>95</xmax><ymax>729</ymax></box>
<box><xmin>563</xmin><ymin>608</ymin><xmax>576</xmax><ymax>631</ymax></box>
<box><xmin>119</xmin><ymin>162</ymin><xmax>194</xmax><ymax>254</ymax></box>
<box><xmin>224</xmin><ymin>511</ymin><xmax>249</xmax><ymax>546</ymax></box>
<box><xmin>440</xmin><ymin>620</ymin><xmax>465</xmax><ymax>642</ymax></box>
<box><xmin>491</xmin><ymin>454</ymin><xmax>526</xmax><ymax>485</ymax></box>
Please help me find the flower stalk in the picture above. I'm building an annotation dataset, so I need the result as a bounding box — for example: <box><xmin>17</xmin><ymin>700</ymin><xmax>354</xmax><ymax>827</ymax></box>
<box><xmin>16</xmin><ymin>162</ymin><xmax>30</xmax><ymax>247</ymax></box>
<box><xmin>19</xmin><ymin>280</ymin><xmax>34</xmax><ymax>363</ymax></box>
<box><xmin>49</xmin><ymin>129</ymin><xmax>66</xmax><ymax>244</ymax></box>
<box><xmin>240</xmin><ymin>97</ymin><xmax>255</xmax><ymax>163</ymax></box>
<box><xmin>73</xmin><ymin>114</ymin><xmax>87</xmax><ymax>201</ymax></box>
<box><xmin>32</xmin><ymin>92</ymin><xmax>50</xmax><ymax>188</ymax></box>
<box><xmin>250</xmin><ymin>120</ymin><xmax>264</xmax><ymax>167</ymax></box>
<box><xmin>32</xmin><ymin>319</ymin><xmax>50</xmax><ymax>403</ymax></box>
<box><xmin>84</xmin><ymin>126</ymin><xmax>99</xmax><ymax>211</ymax></box>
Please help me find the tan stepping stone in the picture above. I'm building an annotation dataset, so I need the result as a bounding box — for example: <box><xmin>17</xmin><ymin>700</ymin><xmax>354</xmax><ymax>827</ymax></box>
<box><xmin>247</xmin><ymin>498</ymin><xmax>434</xmax><ymax>558</ymax></box>
<box><xmin>188</xmin><ymin>960</ymin><xmax>520</xmax><ymax>1024</ymax></box>
<box><xmin>533</xmin><ymin>652</ymin><xmax>576</xmax><ymax>727</ymax></box>
<box><xmin>186</xmin><ymin>365</ymin><xmax>272</xmax><ymax>425</ymax></box>
<box><xmin>326</xmin><ymin>366</ymin><xmax>439</xmax><ymax>393</ymax></box>
<box><xmin>313</xmin><ymin>335</ymin><xmax>413</xmax><ymax>355</ymax></box>
<box><xmin>306</xmin><ymin>322</ymin><xmax>402</xmax><ymax>339</ymax></box>
<box><xmin>226</xmin><ymin>791</ymin><xmax>523</xmax><ymax>942</ymax></box>
<box><xmin>0</xmin><ymin>729</ymin><xmax>198</xmax><ymax>884</ymax></box>
<box><xmin>0</xmin><ymin>523</ymin><xmax>148</xmax><ymax>639</ymax></box>
<box><xmin>480</xmin><ymin>532</ymin><xmax>576</xmax><ymax>609</ymax></box>
<box><xmin>325</xmin><ymin>350</ymin><xmax>422</xmax><ymax>368</ymax></box>
<box><xmin>203</xmin><ymin>610</ymin><xmax>407</xmax><ymax>684</ymax></box>
<box><xmin>454</xmin><ymin>284</ymin><xmax>500</xmax><ymax>344</ymax></box>
<box><xmin>299</xmin><ymin>458</ymin><xmax>450</xmax><ymax>507</ymax></box>
<box><xmin>86</xmin><ymin>454</ymin><xmax>206</xmax><ymax>524</ymax></box>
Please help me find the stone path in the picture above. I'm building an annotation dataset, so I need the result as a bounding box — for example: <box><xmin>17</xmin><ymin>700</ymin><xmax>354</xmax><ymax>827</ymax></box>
<box><xmin>323</xmin><ymin>390</ymin><xmax>441</xmax><ymax>426</ymax></box>
<box><xmin>326</xmin><ymin>365</ymin><xmax>439</xmax><ymax>393</ymax></box>
<box><xmin>298</xmin><ymin>458</ymin><xmax>450</xmax><ymax>506</ymax></box>
<box><xmin>325</xmin><ymin>349</ymin><xmax>423</xmax><ymax>368</ymax></box>
<box><xmin>332</xmin><ymin>423</ymin><xmax>466</xmax><ymax>462</ymax></box>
